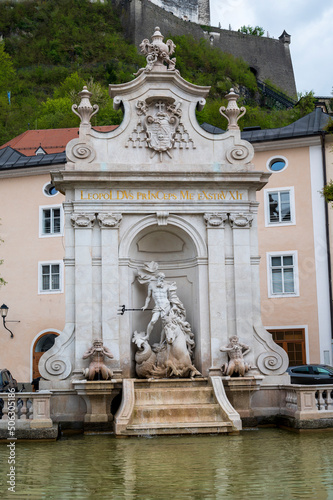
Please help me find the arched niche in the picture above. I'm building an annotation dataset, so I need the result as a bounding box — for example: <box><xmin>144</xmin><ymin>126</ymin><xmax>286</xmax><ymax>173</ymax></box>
<box><xmin>127</xmin><ymin>221</ymin><xmax>202</xmax><ymax>355</ymax></box>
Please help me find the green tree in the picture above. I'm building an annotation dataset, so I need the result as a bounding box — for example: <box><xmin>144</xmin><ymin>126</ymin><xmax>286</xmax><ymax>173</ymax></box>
<box><xmin>37</xmin><ymin>73</ymin><xmax>123</xmax><ymax>129</ymax></box>
<box><xmin>238</xmin><ymin>26</ymin><xmax>265</xmax><ymax>36</ymax></box>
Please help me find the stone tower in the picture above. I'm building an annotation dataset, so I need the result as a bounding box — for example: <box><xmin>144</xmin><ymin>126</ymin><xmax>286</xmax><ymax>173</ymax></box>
<box><xmin>148</xmin><ymin>0</ymin><xmax>210</xmax><ymax>25</ymax></box>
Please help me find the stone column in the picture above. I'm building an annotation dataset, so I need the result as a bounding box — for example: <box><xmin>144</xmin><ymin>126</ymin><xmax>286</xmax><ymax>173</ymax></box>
<box><xmin>71</xmin><ymin>212</ymin><xmax>96</xmax><ymax>376</ymax></box>
<box><xmin>229</xmin><ymin>212</ymin><xmax>255</xmax><ymax>365</ymax></box>
<box><xmin>97</xmin><ymin>213</ymin><xmax>122</xmax><ymax>376</ymax></box>
<box><xmin>204</xmin><ymin>212</ymin><xmax>228</xmax><ymax>375</ymax></box>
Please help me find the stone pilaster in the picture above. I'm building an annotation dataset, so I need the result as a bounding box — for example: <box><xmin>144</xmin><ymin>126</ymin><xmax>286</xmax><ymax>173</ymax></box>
<box><xmin>229</xmin><ymin>212</ymin><xmax>255</xmax><ymax>364</ymax></box>
<box><xmin>204</xmin><ymin>213</ymin><xmax>228</xmax><ymax>374</ymax></box>
<box><xmin>97</xmin><ymin>213</ymin><xmax>122</xmax><ymax>369</ymax></box>
<box><xmin>71</xmin><ymin>212</ymin><xmax>96</xmax><ymax>375</ymax></box>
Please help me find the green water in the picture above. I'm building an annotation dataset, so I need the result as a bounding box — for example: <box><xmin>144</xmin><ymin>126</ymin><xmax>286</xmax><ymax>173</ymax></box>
<box><xmin>1</xmin><ymin>429</ymin><xmax>333</xmax><ymax>500</ymax></box>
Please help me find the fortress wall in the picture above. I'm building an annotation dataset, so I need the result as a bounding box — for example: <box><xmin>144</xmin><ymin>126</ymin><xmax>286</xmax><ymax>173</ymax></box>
<box><xmin>112</xmin><ymin>0</ymin><xmax>297</xmax><ymax>98</ymax></box>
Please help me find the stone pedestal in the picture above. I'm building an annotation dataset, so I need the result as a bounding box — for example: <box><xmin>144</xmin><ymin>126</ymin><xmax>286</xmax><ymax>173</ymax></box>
<box><xmin>72</xmin><ymin>380</ymin><xmax>115</xmax><ymax>423</ymax></box>
<box><xmin>222</xmin><ymin>376</ymin><xmax>264</xmax><ymax>418</ymax></box>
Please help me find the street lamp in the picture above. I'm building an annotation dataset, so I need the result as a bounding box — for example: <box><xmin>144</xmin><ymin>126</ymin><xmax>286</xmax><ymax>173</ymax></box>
<box><xmin>0</xmin><ymin>304</ymin><xmax>19</xmax><ymax>338</ymax></box>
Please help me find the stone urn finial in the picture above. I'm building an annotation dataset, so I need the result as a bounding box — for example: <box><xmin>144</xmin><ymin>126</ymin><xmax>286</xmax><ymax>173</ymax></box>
<box><xmin>72</xmin><ymin>86</ymin><xmax>99</xmax><ymax>126</ymax></box>
<box><xmin>135</xmin><ymin>27</ymin><xmax>177</xmax><ymax>75</ymax></box>
<box><xmin>219</xmin><ymin>88</ymin><xmax>246</xmax><ymax>131</ymax></box>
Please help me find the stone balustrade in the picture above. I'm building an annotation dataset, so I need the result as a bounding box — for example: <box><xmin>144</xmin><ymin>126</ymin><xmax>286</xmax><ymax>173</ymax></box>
<box><xmin>281</xmin><ymin>385</ymin><xmax>333</xmax><ymax>420</ymax></box>
<box><xmin>0</xmin><ymin>391</ymin><xmax>53</xmax><ymax>429</ymax></box>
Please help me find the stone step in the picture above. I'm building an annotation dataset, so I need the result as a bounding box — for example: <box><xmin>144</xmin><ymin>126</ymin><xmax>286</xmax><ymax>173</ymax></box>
<box><xmin>133</xmin><ymin>378</ymin><xmax>208</xmax><ymax>390</ymax></box>
<box><xmin>134</xmin><ymin>387</ymin><xmax>215</xmax><ymax>405</ymax></box>
<box><xmin>132</xmin><ymin>404</ymin><xmax>225</xmax><ymax>423</ymax></box>
<box><xmin>126</xmin><ymin>421</ymin><xmax>232</xmax><ymax>435</ymax></box>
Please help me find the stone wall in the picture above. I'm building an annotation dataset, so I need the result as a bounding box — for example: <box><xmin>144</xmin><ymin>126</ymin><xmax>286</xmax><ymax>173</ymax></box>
<box><xmin>111</xmin><ymin>0</ymin><xmax>297</xmax><ymax>98</ymax></box>
<box><xmin>148</xmin><ymin>0</ymin><xmax>210</xmax><ymax>25</ymax></box>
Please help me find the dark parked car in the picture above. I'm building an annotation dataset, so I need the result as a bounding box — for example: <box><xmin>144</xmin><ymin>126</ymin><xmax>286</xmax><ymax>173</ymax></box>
<box><xmin>0</xmin><ymin>369</ymin><xmax>18</xmax><ymax>392</ymax></box>
<box><xmin>287</xmin><ymin>364</ymin><xmax>333</xmax><ymax>384</ymax></box>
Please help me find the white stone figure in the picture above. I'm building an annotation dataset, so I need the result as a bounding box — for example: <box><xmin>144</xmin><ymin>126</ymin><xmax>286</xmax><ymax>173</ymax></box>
<box><xmin>82</xmin><ymin>339</ymin><xmax>113</xmax><ymax>380</ymax></box>
<box><xmin>133</xmin><ymin>262</ymin><xmax>200</xmax><ymax>378</ymax></box>
<box><xmin>220</xmin><ymin>336</ymin><xmax>251</xmax><ymax>377</ymax></box>
<box><xmin>141</xmin><ymin>271</ymin><xmax>173</xmax><ymax>341</ymax></box>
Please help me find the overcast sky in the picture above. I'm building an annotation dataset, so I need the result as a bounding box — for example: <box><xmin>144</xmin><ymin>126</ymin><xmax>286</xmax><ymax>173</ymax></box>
<box><xmin>210</xmin><ymin>0</ymin><xmax>333</xmax><ymax>96</ymax></box>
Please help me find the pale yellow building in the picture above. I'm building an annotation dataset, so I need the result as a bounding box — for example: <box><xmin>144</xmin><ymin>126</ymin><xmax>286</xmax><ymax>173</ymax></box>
<box><xmin>1</xmin><ymin>109</ymin><xmax>332</xmax><ymax>384</ymax></box>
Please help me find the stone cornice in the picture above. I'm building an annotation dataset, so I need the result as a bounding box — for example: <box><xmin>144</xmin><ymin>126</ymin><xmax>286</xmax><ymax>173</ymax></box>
<box><xmin>51</xmin><ymin>170</ymin><xmax>270</xmax><ymax>191</ymax></box>
<box><xmin>109</xmin><ymin>69</ymin><xmax>211</xmax><ymax>101</ymax></box>
<box><xmin>252</xmin><ymin>135</ymin><xmax>322</xmax><ymax>152</ymax></box>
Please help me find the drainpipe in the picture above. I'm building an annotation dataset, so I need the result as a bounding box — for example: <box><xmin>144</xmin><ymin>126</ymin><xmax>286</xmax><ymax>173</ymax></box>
<box><xmin>320</xmin><ymin>130</ymin><xmax>333</xmax><ymax>342</ymax></box>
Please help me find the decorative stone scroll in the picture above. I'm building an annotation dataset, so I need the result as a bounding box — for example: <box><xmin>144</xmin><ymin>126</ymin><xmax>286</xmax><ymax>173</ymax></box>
<box><xmin>136</xmin><ymin>27</ymin><xmax>176</xmax><ymax>75</ymax></box>
<box><xmin>70</xmin><ymin>143</ymin><xmax>96</xmax><ymax>163</ymax></box>
<box><xmin>126</xmin><ymin>98</ymin><xmax>195</xmax><ymax>161</ymax></box>
<box><xmin>253</xmin><ymin>324</ymin><xmax>289</xmax><ymax>376</ymax></box>
<box><xmin>38</xmin><ymin>324</ymin><xmax>74</xmax><ymax>381</ymax></box>
<box><xmin>71</xmin><ymin>213</ymin><xmax>96</xmax><ymax>228</ymax></box>
<box><xmin>97</xmin><ymin>213</ymin><xmax>122</xmax><ymax>228</ymax></box>
<box><xmin>204</xmin><ymin>213</ymin><xmax>228</xmax><ymax>228</ymax></box>
<box><xmin>229</xmin><ymin>213</ymin><xmax>253</xmax><ymax>229</ymax></box>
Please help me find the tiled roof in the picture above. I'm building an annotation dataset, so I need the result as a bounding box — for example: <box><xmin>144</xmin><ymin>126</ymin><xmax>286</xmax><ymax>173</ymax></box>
<box><xmin>0</xmin><ymin>146</ymin><xmax>66</xmax><ymax>171</ymax></box>
<box><xmin>1</xmin><ymin>126</ymin><xmax>117</xmax><ymax>155</ymax></box>
<box><xmin>201</xmin><ymin>108</ymin><xmax>331</xmax><ymax>142</ymax></box>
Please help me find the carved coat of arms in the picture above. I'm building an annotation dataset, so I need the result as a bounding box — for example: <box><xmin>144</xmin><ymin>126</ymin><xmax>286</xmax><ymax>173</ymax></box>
<box><xmin>145</xmin><ymin>102</ymin><xmax>180</xmax><ymax>158</ymax></box>
<box><xmin>125</xmin><ymin>98</ymin><xmax>195</xmax><ymax>161</ymax></box>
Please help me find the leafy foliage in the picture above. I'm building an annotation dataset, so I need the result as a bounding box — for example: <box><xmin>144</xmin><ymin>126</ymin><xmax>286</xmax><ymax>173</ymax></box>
<box><xmin>0</xmin><ymin>0</ymin><xmax>144</xmax><ymax>143</ymax></box>
<box><xmin>238</xmin><ymin>26</ymin><xmax>265</xmax><ymax>37</ymax></box>
<box><xmin>321</xmin><ymin>181</ymin><xmax>333</xmax><ymax>203</ymax></box>
<box><xmin>0</xmin><ymin>0</ymin><xmax>317</xmax><ymax>144</ymax></box>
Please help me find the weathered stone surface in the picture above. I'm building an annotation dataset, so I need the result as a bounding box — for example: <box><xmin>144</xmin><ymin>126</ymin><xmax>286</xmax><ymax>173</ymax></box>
<box><xmin>0</xmin><ymin>424</ymin><xmax>58</xmax><ymax>441</ymax></box>
<box><xmin>114</xmin><ymin>378</ymin><xmax>241</xmax><ymax>436</ymax></box>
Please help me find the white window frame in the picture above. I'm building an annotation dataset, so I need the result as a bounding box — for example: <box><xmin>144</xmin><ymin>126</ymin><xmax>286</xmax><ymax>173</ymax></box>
<box><xmin>38</xmin><ymin>261</ymin><xmax>63</xmax><ymax>294</ymax></box>
<box><xmin>42</xmin><ymin>182</ymin><xmax>59</xmax><ymax>197</ymax></box>
<box><xmin>266</xmin><ymin>251</ymin><xmax>299</xmax><ymax>298</ymax></box>
<box><xmin>264</xmin><ymin>186</ymin><xmax>295</xmax><ymax>227</ymax></box>
<box><xmin>39</xmin><ymin>205</ymin><xmax>64</xmax><ymax>238</ymax></box>
<box><xmin>266</xmin><ymin>155</ymin><xmax>288</xmax><ymax>173</ymax></box>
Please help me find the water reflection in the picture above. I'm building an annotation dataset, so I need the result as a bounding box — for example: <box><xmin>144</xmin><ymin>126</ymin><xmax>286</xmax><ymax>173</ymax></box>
<box><xmin>1</xmin><ymin>429</ymin><xmax>333</xmax><ymax>499</ymax></box>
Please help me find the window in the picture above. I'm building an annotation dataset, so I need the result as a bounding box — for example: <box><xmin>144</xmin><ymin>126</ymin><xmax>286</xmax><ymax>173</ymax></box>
<box><xmin>40</xmin><ymin>206</ymin><xmax>63</xmax><ymax>237</ymax></box>
<box><xmin>38</xmin><ymin>261</ymin><xmax>63</xmax><ymax>293</ymax></box>
<box><xmin>264</xmin><ymin>187</ymin><xmax>295</xmax><ymax>226</ymax></box>
<box><xmin>267</xmin><ymin>155</ymin><xmax>288</xmax><ymax>173</ymax></box>
<box><xmin>292</xmin><ymin>365</ymin><xmax>309</xmax><ymax>373</ymax></box>
<box><xmin>43</xmin><ymin>182</ymin><xmax>58</xmax><ymax>197</ymax></box>
<box><xmin>267</xmin><ymin>251</ymin><xmax>299</xmax><ymax>297</ymax></box>
<box><xmin>268</xmin><ymin>329</ymin><xmax>306</xmax><ymax>366</ymax></box>
<box><xmin>313</xmin><ymin>366</ymin><xmax>333</xmax><ymax>375</ymax></box>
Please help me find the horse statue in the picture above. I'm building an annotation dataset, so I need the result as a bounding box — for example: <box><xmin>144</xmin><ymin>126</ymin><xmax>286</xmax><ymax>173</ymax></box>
<box><xmin>132</xmin><ymin>312</ymin><xmax>201</xmax><ymax>379</ymax></box>
<box><xmin>156</xmin><ymin>313</ymin><xmax>201</xmax><ymax>378</ymax></box>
